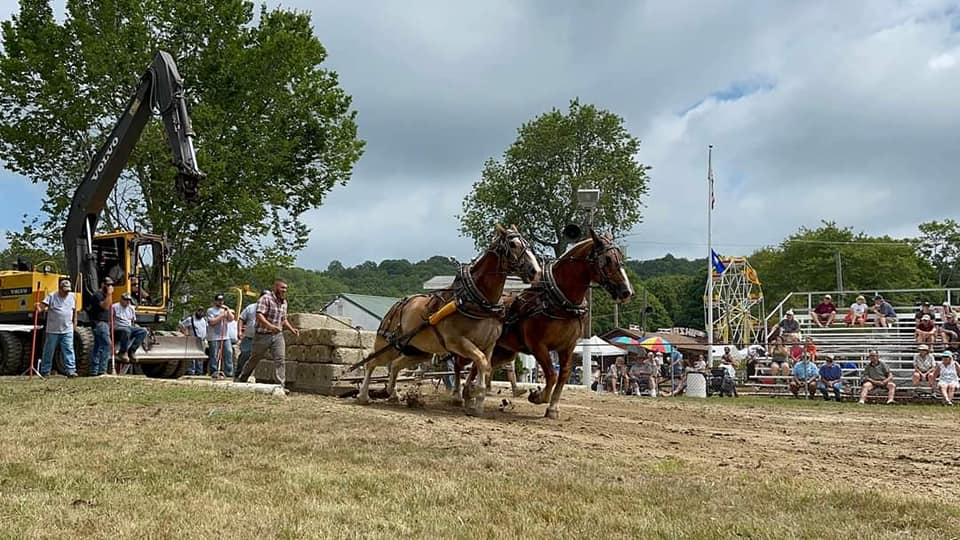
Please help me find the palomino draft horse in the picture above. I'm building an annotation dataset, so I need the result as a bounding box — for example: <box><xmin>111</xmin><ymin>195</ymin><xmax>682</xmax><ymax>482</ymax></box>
<box><xmin>461</xmin><ymin>228</ymin><xmax>633</xmax><ymax>419</ymax></box>
<box><xmin>357</xmin><ymin>225</ymin><xmax>541</xmax><ymax>416</ymax></box>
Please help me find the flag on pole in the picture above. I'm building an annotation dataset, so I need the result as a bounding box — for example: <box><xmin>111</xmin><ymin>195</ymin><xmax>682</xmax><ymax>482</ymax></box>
<box><xmin>711</xmin><ymin>249</ymin><xmax>726</xmax><ymax>274</ymax></box>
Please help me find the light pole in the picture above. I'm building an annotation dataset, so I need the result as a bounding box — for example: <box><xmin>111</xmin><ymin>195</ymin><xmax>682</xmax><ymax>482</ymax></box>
<box><xmin>575</xmin><ymin>189</ymin><xmax>600</xmax><ymax>389</ymax></box>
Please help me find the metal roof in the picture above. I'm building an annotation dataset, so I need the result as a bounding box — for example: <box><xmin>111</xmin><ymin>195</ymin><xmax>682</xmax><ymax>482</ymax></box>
<box><xmin>422</xmin><ymin>275</ymin><xmax>531</xmax><ymax>292</ymax></box>
<box><xmin>325</xmin><ymin>293</ymin><xmax>399</xmax><ymax>320</ymax></box>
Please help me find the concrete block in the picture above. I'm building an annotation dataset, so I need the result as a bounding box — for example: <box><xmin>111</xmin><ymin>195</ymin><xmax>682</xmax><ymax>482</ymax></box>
<box><xmin>288</xmin><ymin>313</ymin><xmax>352</xmax><ymax>330</ymax></box>
<box><xmin>252</xmin><ymin>360</ymin><xmax>298</xmax><ymax>384</ymax></box>
<box><xmin>306</xmin><ymin>328</ymin><xmax>375</xmax><ymax>349</ymax></box>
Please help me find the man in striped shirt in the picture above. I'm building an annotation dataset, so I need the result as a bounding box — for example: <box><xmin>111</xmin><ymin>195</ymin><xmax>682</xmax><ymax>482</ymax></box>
<box><xmin>235</xmin><ymin>279</ymin><xmax>300</xmax><ymax>387</ymax></box>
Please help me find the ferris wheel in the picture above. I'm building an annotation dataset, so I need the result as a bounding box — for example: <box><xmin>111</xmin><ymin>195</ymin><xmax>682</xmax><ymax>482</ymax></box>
<box><xmin>704</xmin><ymin>256</ymin><xmax>764</xmax><ymax>348</ymax></box>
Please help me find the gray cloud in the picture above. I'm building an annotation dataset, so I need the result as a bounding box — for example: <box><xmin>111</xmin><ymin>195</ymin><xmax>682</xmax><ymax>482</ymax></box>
<box><xmin>2</xmin><ymin>0</ymin><xmax>958</xmax><ymax>271</ymax></box>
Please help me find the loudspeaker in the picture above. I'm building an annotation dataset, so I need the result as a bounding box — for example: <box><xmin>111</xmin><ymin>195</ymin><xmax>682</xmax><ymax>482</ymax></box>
<box><xmin>562</xmin><ymin>223</ymin><xmax>582</xmax><ymax>242</ymax></box>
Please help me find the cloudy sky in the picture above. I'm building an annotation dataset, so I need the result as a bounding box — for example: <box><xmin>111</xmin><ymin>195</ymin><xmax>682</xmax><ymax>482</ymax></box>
<box><xmin>1</xmin><ymin>0</ymin><xmax>958</xmax><ymax>270</ymax></box>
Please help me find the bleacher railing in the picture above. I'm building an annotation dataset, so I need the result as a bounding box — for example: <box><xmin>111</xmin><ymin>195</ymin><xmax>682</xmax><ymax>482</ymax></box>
<box><xmin>763</xmin><ymin>287</ymin><xmax>960</xmax><ymax>339</ymax></box>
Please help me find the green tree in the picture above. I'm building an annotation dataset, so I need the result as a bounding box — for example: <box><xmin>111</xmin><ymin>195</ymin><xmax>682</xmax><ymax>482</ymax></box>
<box><xmin>915</xmin><ymin>220</ymin><xmax>960</xmax><ymax>287</ymax></box>
<box><xmin>458</xmin><ymin>99</ymin><xmax>650</xmax><ymax>257</ymax></box>
<box><xmin>590</xmin><ymin>267</ymin><xmax>671</xmax><ymax>335</ymax></box>
<box><xmin>627</xmin><ymin>254</ymin><xmax>705</xmax><ymax>280</ymax></box>
<box><xmin>749</xmin><ymin>222</ymin><xmax>935</xmax><ymax>310</ymax></box>
<box><xmin>0</xmin><ymin>0</ymin><xmax>363</xmax><ymax>297</ymax></box>
<box><xmin>644</xmin><ymin>274</ymin><xmax>704</xmax><ymax>330</ymax></box>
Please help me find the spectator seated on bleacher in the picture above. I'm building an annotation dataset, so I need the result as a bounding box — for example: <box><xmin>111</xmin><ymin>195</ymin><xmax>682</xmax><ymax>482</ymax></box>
<box><xmin>858</xmin><ymin>350</ymin><xmax>897</xmax><ymax>404</ymax></box>
<box><xmin>916</xmin><ymin>314</ymin><xmax>937</xmax><ymax>345</ymax></box>
<box><xmin>933</xmin><ymin>352</ymin><xmax>960</xmax><ymax>406</ymax></box>
<box><xmin>789</xmin><ymin>355</ymin><xmax>819</xmax><ymax>398</ymax></box>
<box><xmin>870</xmin><ymin>296</ymin><xmax>897</xmax><ymax>328</ymax></box>
<box><xmin>812</xmin><ymin>294</ymin><xmax>837</xmax><ymax>327</ymax></box>
<box><xmin>940</xmin><ymin>301</ymin><xmax>957</xmax><ymax>321</ymax></box>
<box><xmin>844</xmin><ymin>295</ymin><xmax>869</xmax><ymax>326</ymax></box>
<box><xmin>804</xmin><ymin>337</ymin><xmax>818</xmax><ymax>362</ymax></box>
<box><xmin>916</xmin><ymin>301</ymin><xmax>937</xmax><ymax>321</ymax></box>
<box><xmin>818</xmin><ymin>356</ymin><xmax>844</xmax><ymax>401</ymax></box>
<box><xmin>768</xmin><ymin>337</ymin><xmax>792</xmax><ymax>379</ymax></box>
<box><xmin>941</xmin><ymin>312</ymin><xmax>960</xmax><ymax>353</ymax></box>
<box><xmin>772</xmin><ymin>310</ymin><xmax>801</xmax><ymax>343</ymax></box>
<box><xmin>913</xmin><ymin>344</ymin><xmax>937</xmax><ymax>394</ymax></box>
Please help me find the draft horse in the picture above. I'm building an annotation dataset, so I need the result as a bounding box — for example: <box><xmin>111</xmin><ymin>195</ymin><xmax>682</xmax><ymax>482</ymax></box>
<box><xmin>461</xmin><ymin>228</ymin><xmax>633</xmax><ymax>419</ymax></box>
<box><xmin>357</xmin><ymin>225</ymin><xmax>541</xmax><ymax>416</ymax></box>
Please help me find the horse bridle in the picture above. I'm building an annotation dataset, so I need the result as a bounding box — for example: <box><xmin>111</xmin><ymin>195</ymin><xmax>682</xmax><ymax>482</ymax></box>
<box><xmin>567</xmin><ymin>236</ymin><xmax>628</xmax><ymax>294</ymax></box>
<box><xmin>454</xmin><ymin>230</ymin><xmax>533</xmax><ymax>317</ymax></box>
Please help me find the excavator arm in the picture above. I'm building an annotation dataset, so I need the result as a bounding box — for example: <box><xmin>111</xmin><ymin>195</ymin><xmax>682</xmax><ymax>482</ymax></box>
<box><xmin>62</xmin><ymin>51</ymin><xmax>204</xmax><ymax>306</ymax></box>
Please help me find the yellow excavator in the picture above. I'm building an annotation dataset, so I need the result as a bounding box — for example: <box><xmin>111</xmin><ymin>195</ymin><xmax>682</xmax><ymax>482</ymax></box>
<box><xmin>0</xmin><ymin>51</ymin><xmax>207</xmax><ymax>377</ymax></box>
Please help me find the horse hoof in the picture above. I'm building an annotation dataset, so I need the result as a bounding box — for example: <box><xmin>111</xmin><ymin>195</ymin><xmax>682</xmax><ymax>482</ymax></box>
<box><xmin>528</xmin><ymin>391</ymin><xmax>541</xmax><ymax>404</ymax></box>
<box><xmin>357</xmin><ymin>396</ymin><xmax>370</xmax><ymax>405</ymax></box>
<box><xmin>544</xmin><ymin>408</ymin><xmax>559</xmax><ymax>420</ymax></box>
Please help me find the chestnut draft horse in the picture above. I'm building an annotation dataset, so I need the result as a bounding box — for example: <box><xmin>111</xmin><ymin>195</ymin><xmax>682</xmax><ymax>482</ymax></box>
<box><xmin>357</xmin><ymin>225</ymin><xmax>541</xmax><ymax>416</ymax></box>
<box><xmin>460</xmin><ymin>228</ymin><xmax>633</xmax><ymax>419</ymax></box>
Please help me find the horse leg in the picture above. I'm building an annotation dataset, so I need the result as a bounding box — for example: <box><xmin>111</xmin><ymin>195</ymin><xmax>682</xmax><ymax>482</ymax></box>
<box><xmin>528</xmin><ymin>346</ymin><xmax>557</xmax><ymax>405</ymax></box>
<box><xmin>358</xmin><ymin>355</ymin><xmax>387</xmax><ymax>405</ymax></box>
<box><xmin>544</xmin><ymin>347</ymin><xmax>574</xmax><ymax>419</ymax></box>
<box><xmin>451</xmin><ymin>356</ymin><xmax>466</xmax><ymax>405</ymax></box>
<box><xmin>387</xmin><ymin>354</ymin><xmax>428</xmax><ymax>402</ymax></box>
<box><xmin>452</xmin><ymin>342</ymin><xmax>490</xmax><ymax>417</ymax></box>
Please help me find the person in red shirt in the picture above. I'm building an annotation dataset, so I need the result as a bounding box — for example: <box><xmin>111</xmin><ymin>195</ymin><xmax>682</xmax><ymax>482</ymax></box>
<box><xmin>915</xmin><ymin>314</ymin><xmax>936</xmax><ymax>345</ymax></box>
<box><xmin>812</xmin><ymin>294</ymin><xmax>837</xmax><ymax>327</ymax></box>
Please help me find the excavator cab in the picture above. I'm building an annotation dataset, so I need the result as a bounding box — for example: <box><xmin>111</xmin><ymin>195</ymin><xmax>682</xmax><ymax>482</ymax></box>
<box><xmin>91</xmin><ymin>232</ymin><xmax>170</xmax><ymax>323</ymax></box>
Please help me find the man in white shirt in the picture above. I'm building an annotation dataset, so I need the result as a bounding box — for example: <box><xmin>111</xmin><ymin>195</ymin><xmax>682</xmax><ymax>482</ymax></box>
<box><xmin>206</xmin><ymin>293</ymin><xmax>236</xmax><ymax>379</ymax></box>
<box><xmin>37</xmin><ymin>278</ymin><xmax>78</xmax><ymax>377</ymax></box>
<box><xmin>112</xmin><ymin>293</ymin><xmax>148</xmax><ymax>362</ymax></box>
<box><xmin>178</xmin><ymin>308</ymin><xmax>207</xmax><ymax>376</ymax></box>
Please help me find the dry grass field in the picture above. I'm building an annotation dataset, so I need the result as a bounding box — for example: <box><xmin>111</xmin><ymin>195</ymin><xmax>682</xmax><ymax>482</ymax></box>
<box><xmin>1</xmin><ymin>376</ymin><xmax>959</xmax><ymax>539</ymax></box>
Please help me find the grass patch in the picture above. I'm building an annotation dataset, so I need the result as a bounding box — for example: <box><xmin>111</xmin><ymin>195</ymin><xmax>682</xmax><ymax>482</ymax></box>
<box><xmin>0</xmin><ymin>378</ymin><xmax>957</xmax><ymax>539</ymax></box>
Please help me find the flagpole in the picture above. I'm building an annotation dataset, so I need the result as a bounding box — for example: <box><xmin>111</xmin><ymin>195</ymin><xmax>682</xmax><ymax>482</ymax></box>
<box><xmin>706</xmin><ymin>145</ymin><xmax>714</xmax><ymax>364</ymax></box>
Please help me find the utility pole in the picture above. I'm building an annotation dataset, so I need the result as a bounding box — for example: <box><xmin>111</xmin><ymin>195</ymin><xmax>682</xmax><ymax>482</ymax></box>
<box><xmin>835</xmin><ymin>251</ymin><xmax>844</xmax><ymax>303</ymax></box>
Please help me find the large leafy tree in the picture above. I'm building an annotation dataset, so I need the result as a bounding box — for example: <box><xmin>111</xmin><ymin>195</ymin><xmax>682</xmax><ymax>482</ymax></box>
<box><xmin>915</xmin><ymin>220</ymin><xmax>960</xmax><ymax>287</ymax></box>
<box><xmin>459</xmin><ymin>99</ymin><xmax>650</xmax><ymax>258</ymax></box>
<box><xmin>748</xmin><ymin>222</ymin><xmax>936</xmax><ymax>310</ymax></box>
<box><xmin>0</xmin><ymin>0</ymin><xmax>364</xmax><ymax>295</ymax></box>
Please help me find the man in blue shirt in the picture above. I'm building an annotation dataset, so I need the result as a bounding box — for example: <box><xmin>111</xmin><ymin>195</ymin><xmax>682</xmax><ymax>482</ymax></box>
<box><xmin>817</xmin><ymin>356</ymin><xmax>844</xmax><ymax>401</ymax></box>
<box><xmin>871</xmin><ymin>295</ymin><xmax>898</xmax><ymax>328</ymax></box>
<box><xmin>789</xmin><ymin>354</ymin><xmax>819</xmax><ymax>398</ymax></box>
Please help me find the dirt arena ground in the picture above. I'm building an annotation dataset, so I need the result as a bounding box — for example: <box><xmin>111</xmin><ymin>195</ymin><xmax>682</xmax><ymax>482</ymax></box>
<box><xmin>1</xmin><ymin>377</ymin><xmax>959</xmax><ymax>539</ymax></box>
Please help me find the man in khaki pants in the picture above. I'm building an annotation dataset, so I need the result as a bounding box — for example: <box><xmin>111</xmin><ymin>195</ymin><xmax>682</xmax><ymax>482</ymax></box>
<box><xmin>235</xmin><ymin>279</ymin><xmax>300</xmax><ymax>387</ymax></box>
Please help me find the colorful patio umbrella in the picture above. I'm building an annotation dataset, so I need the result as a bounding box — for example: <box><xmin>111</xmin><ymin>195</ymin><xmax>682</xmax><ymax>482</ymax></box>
<box><xmin>640</xmin><ymin>336</ymin><xmax>674</xmax><ymax>354</ymax></box>
<box><xmin>609</xmin><ymin>335</ymin><xmax>642</xmax><ymax>353</ymax></box>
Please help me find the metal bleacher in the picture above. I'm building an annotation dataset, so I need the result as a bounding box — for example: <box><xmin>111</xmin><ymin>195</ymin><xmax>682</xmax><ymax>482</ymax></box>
<box><xmin>747</xmin><ymin>288</ymin><xmax>960</xmax><ymax>401</ymax></box>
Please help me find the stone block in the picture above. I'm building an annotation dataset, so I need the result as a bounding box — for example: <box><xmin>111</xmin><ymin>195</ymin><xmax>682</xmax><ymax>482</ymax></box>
<box><xmin>252</xmin><ymin>360</ymin><xmax>298</xmax><ymax>384</ymax></box>
<box><xmin>305</xmin><ymin>328</ymin><xmax>375</xmax><ymax>349</ymax></box>
<box><xmin>288</xmin><ymin>313</ymin><xmax>352</xmax><ymax>331</ymax></box>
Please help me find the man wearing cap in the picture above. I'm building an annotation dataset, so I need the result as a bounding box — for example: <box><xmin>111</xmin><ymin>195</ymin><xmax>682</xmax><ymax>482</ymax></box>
<box><xmin>88</xmin><ymin>277</ymin><xmax>115</xmax><ymax>376</ymax></box>
<box><xmin>915</xmin><ymin>313</ymin><xmax>936</xmax><ymax>345</ymax></box>
<box><xmin>236</xmin><ymin>278</ymin><xmax>300</xmax><ymax>387</ymax></box>
<box><xmin>817</xmin><ymin>356</ymin><xmax>843</xmax><ymax>401</ymax></box>
<box><xmin>941</xmin><ymin>311</ymin><xmax>960</xmax><ymax>353</ymax></box>
<box><xmin>235</xmin><ymin>290</ymin><xmax>269</xmax><ymax>379</ymax></box>
<box><xmin>36</xmin><ymin>278</ymin><xmax>78</xmax><ymax>377</ymax></box>
<box><xmin>812</xmin><ymin>295</ymin><xmax>837</xmax><ymax>327</ymax></box>
<box><xmin>933</xmin><ymin>352</ymin><xmax>960</xmax><ymax>405</ymax></box>
<box><xmin>771</xmin><ymin>310</ymin><xmax>801</xmax><ymax>344</ymax></box>
<box><xmin>112</xmin><ymin>293</ymin><xmax>147</xmax><ymax>363</ymax></box>
<box><xmin>912</xmin><ymin>344</ymin><xmax>937</xmax><ymax>394</ymax></box>
<box><xmin>870</xmin><ymin>296</ymin><xmax>897</xmax><ymax>328</ymax></box>
<box><xmin>206</xmin><ymin>293</ymin><xmax>236</xmax><ymax>379</ymax></box>
<box><xmin>859</xmin><ymin>351</ymin><xmax>896</xmax><ymax>404</ymax></box>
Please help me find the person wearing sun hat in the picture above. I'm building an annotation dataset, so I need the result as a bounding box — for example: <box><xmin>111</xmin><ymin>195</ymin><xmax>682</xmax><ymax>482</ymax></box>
<box><xmin>912</xmin><ymin>344</ymin><xmax>937</xmax><ymax>394</ymax></box>
<box><xmin>933</xmin><ymin>352</ymin><xmax>960</xmax><ymax>406</ymax></box>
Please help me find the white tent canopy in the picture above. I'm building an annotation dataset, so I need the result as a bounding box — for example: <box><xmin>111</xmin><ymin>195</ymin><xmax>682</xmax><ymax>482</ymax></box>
<box><xmin>574</xmin><ymin>336</ymin><xmax>626</xmax><ymax>358</ymax></box>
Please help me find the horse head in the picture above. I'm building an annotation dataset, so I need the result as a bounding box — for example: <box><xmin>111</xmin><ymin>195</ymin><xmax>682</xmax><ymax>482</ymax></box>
<box><xmin>493</xmin><ymin>224</ymin><xmax>541</xmax><ymax>283</ymax></box>
<box><xmin>587</xmin><ymin>228</ymin><xmax>634</xmax><ymax>303</ymax></box>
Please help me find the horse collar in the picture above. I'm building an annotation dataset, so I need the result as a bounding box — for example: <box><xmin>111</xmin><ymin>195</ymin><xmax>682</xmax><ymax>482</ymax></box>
<box><xmin>543</xmin><ymin>261</ymin><xmax>586</xmax><ymax>316</ymax></box>
<box><xmin>456</xmin><ymin>264</ymin><xmax>505</xmax><ymax>317</ymax></box>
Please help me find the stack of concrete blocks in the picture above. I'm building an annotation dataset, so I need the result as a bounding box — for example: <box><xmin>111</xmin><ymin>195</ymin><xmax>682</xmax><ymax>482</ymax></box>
<box><xmin>252</xmin><ymin>313</ymin><xmax>381</xmax><ymax>395</ymax></box>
